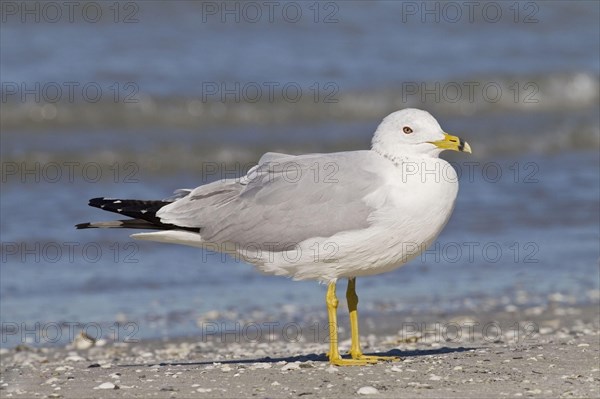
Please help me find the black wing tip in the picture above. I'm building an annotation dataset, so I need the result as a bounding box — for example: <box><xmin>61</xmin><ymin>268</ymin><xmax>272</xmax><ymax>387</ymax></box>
<box><xmin>79</xmin><ymin>198</ymin><xmax>200</xmax><ymax>232</ymax></box>
<box><xmin>88</xmin><ymin>197</ymin><xmax>115</xmax><ymax>208</ymax></box>
<box><xmin>75</xmin><ymin>222</ymin><xmax>93</xmax><ymax>229</ymax></box>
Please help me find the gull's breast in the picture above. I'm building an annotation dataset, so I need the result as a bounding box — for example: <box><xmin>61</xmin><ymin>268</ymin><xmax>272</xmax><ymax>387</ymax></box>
<box><xmin>386</xmin><ymin>157</ymin><xmax>459</xmax><ymax>236</ymax></box>
<box><xmin>348</xmin><ymin>157</ymin><xmax>460</xmax><ymax>274</ymax></box>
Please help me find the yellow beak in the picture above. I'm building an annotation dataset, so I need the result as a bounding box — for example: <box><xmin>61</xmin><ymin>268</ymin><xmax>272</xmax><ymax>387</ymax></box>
<box><xmin>430</xmin><ymin>133</ymin><xmax>472</xmax><ymax>154</ymax></box>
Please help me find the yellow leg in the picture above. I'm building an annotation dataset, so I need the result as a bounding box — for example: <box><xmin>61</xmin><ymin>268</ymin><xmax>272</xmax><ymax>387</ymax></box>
<box><xmin>326</xmin><ymin>281</ymin><xmax>372</xmax><ymax>366</ymax></box>
<box><xmin>346</xmin><ymin>278</ymin><xmax>400</xmax><ymax>363</ymax></box>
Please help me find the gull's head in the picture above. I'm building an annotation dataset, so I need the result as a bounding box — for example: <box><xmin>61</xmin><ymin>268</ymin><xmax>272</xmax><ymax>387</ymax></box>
<box><xmin>371</xmin><ymin>108</ymin><xmax>471</xmax><ymax>159</ymax></box>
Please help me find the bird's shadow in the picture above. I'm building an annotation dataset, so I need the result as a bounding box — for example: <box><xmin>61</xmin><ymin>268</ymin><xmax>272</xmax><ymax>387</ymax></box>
<box><xmin>119</xmin><ymin>346</ymin><xmax>475</xmax><ymax>368</ymax></box>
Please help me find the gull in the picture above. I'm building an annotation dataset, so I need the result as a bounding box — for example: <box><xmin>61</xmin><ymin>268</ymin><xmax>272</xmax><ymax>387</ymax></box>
<box><xmin>77</xmin><ymin>108</ymin><xmax>471</xmax><ymax>366</ymax></box>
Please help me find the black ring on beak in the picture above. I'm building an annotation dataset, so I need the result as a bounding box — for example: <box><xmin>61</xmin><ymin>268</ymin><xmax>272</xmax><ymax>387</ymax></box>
<box><xmin>458</xmin><ymin>139</ymin><xmax>465</xmax><ymax>152</ymax></box>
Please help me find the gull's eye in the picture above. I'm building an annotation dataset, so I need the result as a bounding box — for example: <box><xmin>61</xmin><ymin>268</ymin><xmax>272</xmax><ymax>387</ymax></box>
<box><xmin>403</xmin><ymin>126</ymin><xmax>413</xmax><ymax>134</ymax></box>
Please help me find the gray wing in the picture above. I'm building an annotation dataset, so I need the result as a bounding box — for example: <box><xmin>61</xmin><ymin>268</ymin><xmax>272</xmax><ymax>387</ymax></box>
<box><xmin>157</xmin><ymin>151</ymin><xmax>384</xmax><ymax>250</ymax></box>
<box><xmin>257</xmin><ymin>152</ymin><xmax>290</xmax><ymax>163</ymax></box>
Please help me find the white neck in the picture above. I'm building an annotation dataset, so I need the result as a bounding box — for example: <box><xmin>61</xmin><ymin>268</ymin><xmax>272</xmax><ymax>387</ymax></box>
<box><xmin>371</xmin><ymin>141</ymin><xmax>442</xmax><ymax>164</ymax></box>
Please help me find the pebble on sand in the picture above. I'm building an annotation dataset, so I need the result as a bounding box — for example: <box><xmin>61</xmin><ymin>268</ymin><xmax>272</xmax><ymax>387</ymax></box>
<box><xmin>250</xmin><ymin>363</ymin><xmax>272</xmax><ymax>370</ymax></box>
<box><xmin>357</xmin><ymin>386</ymin><xmax>379</xmax><ymax>395</ymax></box>
<box><xmin>94</xmin><ymin>382</ymin><xmax>119</xmax><ymax>390</ymax></box>
<box><xmin>326</xmin><ymin>365</ymin><xmax>339</xmax><ymax>374</ymax></box>
<box><xmin>281</xmin><ymin>362</ymin><xmax>301</xmax><ymax>371</ymax></box>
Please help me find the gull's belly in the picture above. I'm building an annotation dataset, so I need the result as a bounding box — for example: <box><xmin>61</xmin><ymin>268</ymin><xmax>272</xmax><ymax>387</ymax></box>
<box><xmin>334</xmin><ymin>159</ymin><xmax>460</xmax><ymax>278</ymax></box>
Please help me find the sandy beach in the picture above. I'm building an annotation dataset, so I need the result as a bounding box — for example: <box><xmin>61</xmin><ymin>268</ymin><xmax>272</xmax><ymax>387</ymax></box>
<box><xmin>2</xmin><ymin>3</ymin><xmax>599</xmax><ymax>399</ymax></box>
<box><xmin>2</xmin><ymin>303</ymin><xmax>598</xmax><ymax>398</ymax></box>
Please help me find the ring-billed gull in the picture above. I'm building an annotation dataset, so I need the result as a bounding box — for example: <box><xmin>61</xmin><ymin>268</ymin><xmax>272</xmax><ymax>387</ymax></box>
<box><xmin>77</xmin><ymin>108</ymin><xmax>472</xmax><ymax>365</ymax></box>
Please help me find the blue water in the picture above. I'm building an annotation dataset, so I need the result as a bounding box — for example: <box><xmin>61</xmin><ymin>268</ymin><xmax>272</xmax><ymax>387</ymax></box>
<box><xmin>1</xmin><ymin>1</ymin><xmax>599</xmax><ymax>347</ymax></box>
<box><xmin>2</xmin><ymin>2</ymin><xmax>599</xmax><ymax>94</ymax></box>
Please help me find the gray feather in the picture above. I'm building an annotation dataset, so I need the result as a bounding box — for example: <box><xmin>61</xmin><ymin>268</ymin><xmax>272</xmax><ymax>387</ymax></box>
<box><xmin>157</xmin><ymin>152</ymin><xmax>383</xmax><ymax>250</ymax></box>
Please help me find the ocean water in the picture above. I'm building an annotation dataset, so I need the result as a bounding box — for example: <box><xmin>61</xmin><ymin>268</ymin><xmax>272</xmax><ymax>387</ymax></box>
<box><xmin>1</xmin><ymin>1</ymin><xmax>599</xmax><ymax>347</ymax></box>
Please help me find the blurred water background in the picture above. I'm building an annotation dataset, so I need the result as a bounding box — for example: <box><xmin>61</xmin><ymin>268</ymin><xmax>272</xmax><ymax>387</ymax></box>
<box><xmin>1</xmin><ymin>1</ymin><xmax>598</xmax><ymax>347</ymax></box>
